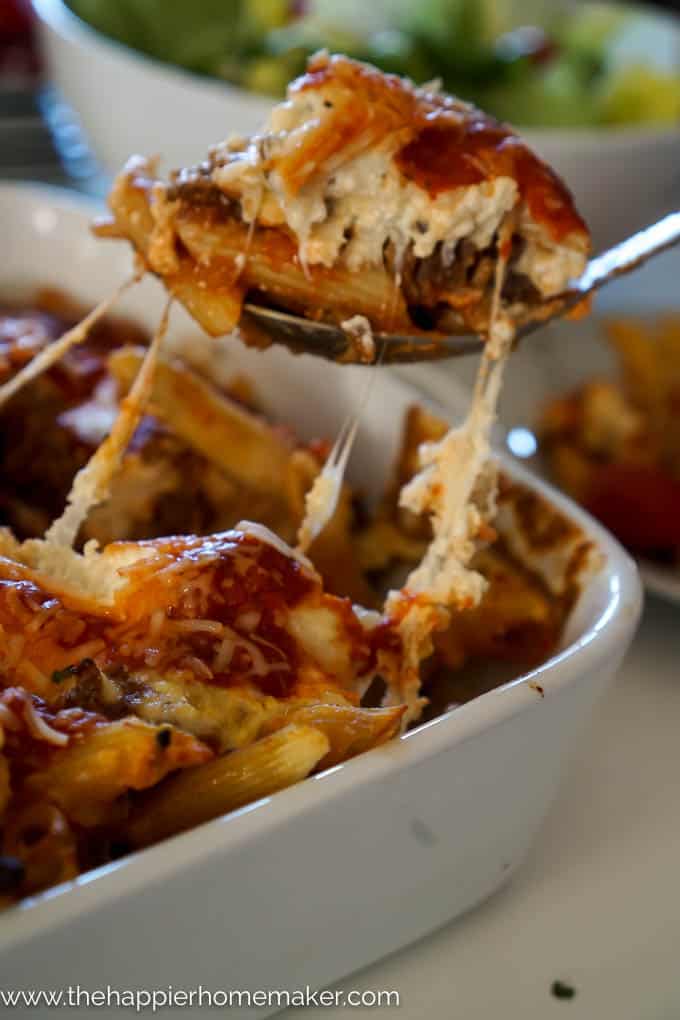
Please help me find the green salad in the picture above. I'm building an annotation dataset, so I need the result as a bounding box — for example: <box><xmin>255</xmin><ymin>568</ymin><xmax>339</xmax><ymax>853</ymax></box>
<box><xmin>67</xmin><ymin>0</ymin><xmax>680</xmax><ymax>127</ymax></box>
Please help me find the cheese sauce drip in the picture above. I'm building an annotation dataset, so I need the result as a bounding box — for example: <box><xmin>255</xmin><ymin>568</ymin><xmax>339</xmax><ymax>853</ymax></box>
<box><xmin>297</xmin><ymin>352</ymin><xmax>380</xmax><ymax>554</ymax></box>
<box><xmin>383</xmin><ymin>222</ymin><xmax>515</xmax><ymax>720</ymax></box>
<box><xmin>47</xmin><ymin>299</ymin><xmax>172</xmax><ymax>548</ymax></box>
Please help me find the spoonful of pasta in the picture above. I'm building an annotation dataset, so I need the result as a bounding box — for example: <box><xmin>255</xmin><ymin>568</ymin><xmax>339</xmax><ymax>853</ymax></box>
<box><xmin>91</xmin><ymin>50</ymin><xmax>679</xmax><ymax>365</ymax></box>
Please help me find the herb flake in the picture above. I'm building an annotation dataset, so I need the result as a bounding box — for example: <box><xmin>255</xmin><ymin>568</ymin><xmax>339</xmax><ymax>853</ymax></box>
<box><xmin>156</xmin><ymin>728</ymin><xmax>172</xmax><ymax>749</ymax></box>
<box><xmin>51</xmin><ymin>664</ymin><xmax>79</xmax><ymax>685</ymax></box>
<box><xmin>551</xmin><ymin>980</ymin><xmax>576</xmax><ymax>1000</ymax></box>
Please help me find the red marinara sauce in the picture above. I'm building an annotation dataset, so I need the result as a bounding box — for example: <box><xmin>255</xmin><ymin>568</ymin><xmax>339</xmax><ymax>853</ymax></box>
<box><xmin>395</xmin><ymin>116</ymin><xmax>587</xmax><ymax>245</ymax></box>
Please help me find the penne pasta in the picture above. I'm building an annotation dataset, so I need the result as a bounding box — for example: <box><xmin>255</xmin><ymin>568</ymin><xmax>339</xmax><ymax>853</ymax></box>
<box><xmin>24</xmin><ymin>720</ymin><xmax>212</xmax><ymax>827</ymax></box>
<box><xmin>605</xmin><ymin>319</ymin><xmax>662</xmax><ymax>422</ymax></box>
<box><xmin>174</xmin><ymin>210</ymin><xmax>410</xmax><ymax>330</ymax></box>
<box><xmin>270</xmin><ymin>703</ymin><xmax>405</xmax><ymax>770</ymax></box>
<box><xmin>108</xmin><ymin>346</ymin><xmax>293</xmax><ymax>494</ymax></box>
<box><xmin>127</xmin><ymin>724</ymin><xmax>329</xmax><ymax>848</ymax></box>
<box><xmin>2</xmin><ymin>802</ymin><xmax>79</xmax><ymax>895</ymax></box>
<box><xmin>541</xmin><ymin>314</ymin><xmax>680</xmax><ymax>561</ymax></box>
<box><xmin>103</xmin><ymin>167</ymin><xmax>245</xmax><ymax>336</ymax></box>
<box><xmin>104</xmin><ymin>165</ymin><xmax>410</xmax><ymax>338</ymax></box>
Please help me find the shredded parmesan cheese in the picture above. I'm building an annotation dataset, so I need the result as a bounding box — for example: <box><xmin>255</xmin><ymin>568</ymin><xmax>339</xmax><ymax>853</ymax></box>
<box><xmin>22</xmin><ymin>697</ymin><xmax>69</xmax><ymax>746</ymax></box>
<box><xmin>1</xmin><ymin>689</ymin><xmax>69</xmax><ymax>747</ymax></box>
<box><xmin>210</xmin><ymin>622</ymin><xmax>290</xmax><ymax>679</ymax></box>
<box><xmin>238</xmin><ymin>520</ymin><xmax>315</xmax><ymax>571</ymax></box>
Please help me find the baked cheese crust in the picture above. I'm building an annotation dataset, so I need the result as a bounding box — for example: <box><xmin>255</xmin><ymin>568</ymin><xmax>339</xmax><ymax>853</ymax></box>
<box><xmin>101</xmin><ymin>52</ymin><xmax>590</xmax><ymax>347</ymax></box>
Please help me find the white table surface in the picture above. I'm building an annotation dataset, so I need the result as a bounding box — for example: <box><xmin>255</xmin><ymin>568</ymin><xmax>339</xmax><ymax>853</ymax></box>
<box><xmin>282</xmin><ymin>593</ymin><xmax>680</xmax><ymax>1020</ymax></box>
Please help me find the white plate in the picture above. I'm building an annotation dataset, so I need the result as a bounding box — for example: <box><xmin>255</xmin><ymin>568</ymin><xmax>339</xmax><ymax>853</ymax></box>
<box><xmin>0</xmin><ymin>182</ymin><xmax>642</xmax><ymax>1016</ymax></box>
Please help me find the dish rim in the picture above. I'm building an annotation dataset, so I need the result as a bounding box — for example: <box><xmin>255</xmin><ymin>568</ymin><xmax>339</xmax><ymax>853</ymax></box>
<box><xmin>0</xmin><ymin>179</ymin><xmax>642</xmax><ymax>944</ymax></box>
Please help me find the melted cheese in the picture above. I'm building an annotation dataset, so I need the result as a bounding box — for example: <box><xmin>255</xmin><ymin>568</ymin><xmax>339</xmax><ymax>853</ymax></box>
<box><xmin>297</xmin><ymin>473</ymin><xmax>337</xmax><ymax>554</ymax></box>
<box><xmin>215</xmin><ymin>130</ymin><xmax>519</xmax><ymax>274</ymax></box>
<box><xmin>1</xmin><ymin>688</ymin><xmax>69</xmax><ymax>747</ymax></box>
<box><xmin>340</xmin><ymin>315</ymin><xmax>376</xmax><ymax>363</ymax></box>
<box><xmin>383</xmin><ymin>246</ymin><xmax>515</xmax><ymax>721</ymax></box>
<box><xmin>237</xmin><ymin>520</ymin><xmax>315</xmax><ymax>572</ymax></box>
<box><xmin>46</xmin><ymin>300</ymin><xmax>171</xmax><ymax>549</ymax></box>
<box><xmin>397</xmin><ymin>230</ymin><xmax>513</xmax><ymax>599</ymax></box>
<box><xmin>210</xmin><ymin>63</ymin><xmax>586</xmax><ymax>297</ymax></box>
<box><xmin>0</xmin><ymin>518</ymin><xmax>379</xmax><ymax>711</ymax></box>
<box><xmin>296</xmin><ymin>358</ymin><xmax>379</xmax><ymax>554</ymax></box>
<box><xmin>121</xmin><ymin>674</ymin><xmax>282</xmax><ymax>752</ymax></box>
<box><xmin>514</xmin><ymin>232</ymin><xmax>585</xmax><ymax>297</ymax></box>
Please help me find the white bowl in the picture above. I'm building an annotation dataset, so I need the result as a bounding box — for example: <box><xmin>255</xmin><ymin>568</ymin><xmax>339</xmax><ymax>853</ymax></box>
<box><xmin>32</xmin><ymin>0</ymin><xmax>272</xmax><ymax>172</ymax></box>
<box><xmin>34</xmin><ymin>0</ymin><xmax>680</xmax><ymax>251</ymax></box>
<box><xmin>0</xmin><ymin>181</ymin><xmax>641</xmax><ymax>1008</ymax></box>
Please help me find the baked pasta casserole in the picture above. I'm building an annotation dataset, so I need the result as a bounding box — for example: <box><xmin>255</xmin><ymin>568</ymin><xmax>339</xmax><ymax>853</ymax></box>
<box><xmin>0</xmin><ymin>56</ymin><xmax>593</xmax><ymax>904</ymax></box>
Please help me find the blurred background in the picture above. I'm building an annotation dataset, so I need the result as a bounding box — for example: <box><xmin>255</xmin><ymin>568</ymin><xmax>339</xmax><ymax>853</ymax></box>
<box><xmin>3</xmin><ymin>0</ymin><xmax>680</xmax><ymax>245</ymax></box>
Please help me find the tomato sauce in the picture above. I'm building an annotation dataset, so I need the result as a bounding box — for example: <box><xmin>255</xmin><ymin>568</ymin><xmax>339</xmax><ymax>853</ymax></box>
<box><xmin>396</xmin><ymin>121</ymin><xmax>586</xmax><ymax>243</ymax></box>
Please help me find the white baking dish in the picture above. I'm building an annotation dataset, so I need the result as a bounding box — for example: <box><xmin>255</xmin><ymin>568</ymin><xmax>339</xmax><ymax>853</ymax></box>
<box><xmin>0</xmin><ymin>183</ymin><xmax>642</xmax><ymax>1014</ymax></box>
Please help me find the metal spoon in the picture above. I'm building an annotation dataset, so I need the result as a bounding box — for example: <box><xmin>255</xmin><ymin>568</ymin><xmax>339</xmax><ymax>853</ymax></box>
<box><xmin>241</xmin><ymin>211</ymin><xmax>680</xmax><ymax>365</ymax></box>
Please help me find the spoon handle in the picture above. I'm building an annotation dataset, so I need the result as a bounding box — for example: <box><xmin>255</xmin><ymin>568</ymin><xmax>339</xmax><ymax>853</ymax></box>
<box><xmin>574</xmin><ymin>211</ymin><xmax>680</xmax><ymax>298</ymax></box>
